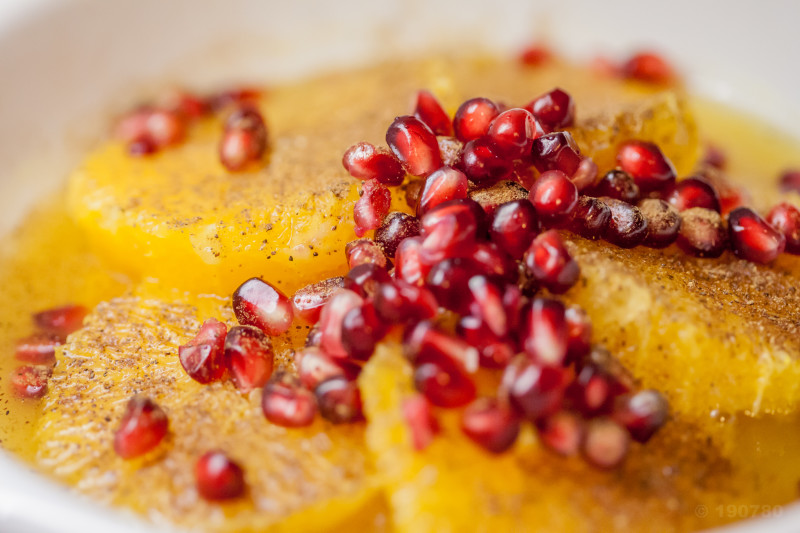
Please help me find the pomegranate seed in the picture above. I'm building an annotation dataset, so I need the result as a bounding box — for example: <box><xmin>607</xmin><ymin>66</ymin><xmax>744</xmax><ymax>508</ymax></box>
<box><xmin>340</xmin><ymin>302</ymin><xmax>388</xmax><ymax>361</ymax></box>
<box><xmin>568</xmin><ymin>363</ymin><xmax>618</xmax><ymax>416</ymax></box>
<box><xmin>502</xmin><ymin>357</ymin><xmax>566</xmax><ymax>420</ymax></box>
<box><xmin>405</xmin><ymin>321</ymin><xmax>479</xmax><ymax>373</ymax></box>
<box><xmin>207</xmin><ymin>87</ymin><xmax>261</xmax><ymax>111</ymax></box>
<box><xmin>315</xmin><ymin>377</ymin><xmax>364</xmax><ymax>423</ymax></box>
<box><xmin>522</xmin><ymin>298</ymin><xmax>569</xmax><ymax>366</ymax></box>
<box><xmin>469</xmin><ymin>180</ymin><xmax>529</xmax><ymax>216</ymax></box>
<box><xmin>487</xmin><ymin>108</ymin><xmax>541</xmax><ymax>159</ymax></box>
<box><xmin>225</xmin><ymin>326</ymin><xmax>273</xmax><ymax>392</ymax></box>
<box><xmin>262</xmin><ymin>372</ymin><xmax>317</xmax><ymax>427</ymax></box>
<box><xmin>292</xmin><ymin>277</ymin><xmax>345</xmax><ymax>323</ymax></box>
<box><xmin>530</xmin><ymin>170</ymin><xmax>579</xmax><ymax>223</ymax></box>
<box><xmin>425</xmin><ymin>257</ymin><xmax>480</xmax><ymax>314</ymax></box>
<box><xmin>461</xmin><ymin>398</ymin><xmax>520</xmax><ymax>454</ymax></box>
<box><xmin>613</xmin><ymin>389</ymin><xmax>669</xmax><ymax>443</ymax></box>
<box><xmin>115</xmin><ymin>107</ymin><xmax>153</xmax><ymax>143</ymax></box>
<box><xmin>568</xmin><ymin>196</ymin><xmax>611</xmax><ymax>240</ymax></box>
<box><xmin>502</xmin><ymin>284</ymin><xmax>527</xmax><ymax>332</ymax></box>
<box><xmin>665</xmin><ymin>177</ymin><xmax>721</xmax><ymax>212</ymax></box>
<box><xmin>530</xmin><ymin>132</ymin><xmax>582</xmax><ymax>176</ymax></box>
<box><xmin>511</xmin><ymin>160</ymin><xmax>538</xmax><ymax>190</ymax></box>
<box><xmin>15</xmin><ymin>333</ymin><xmax>60</xmax><ymax>365</ymax></box>
<box><xmin>676</xmin><ymin>207</ymin><xmax>727</xmax><ymax>258</ymax></box>
<box><xmin>404</xmin><ymin>178</ymin><xmax>424</xmax><ymax>211</ymax></box>
<box><xmin>638</xmin><ymin>198</ymin><xmax>681</xmax><ymax>248</ymax></box>
<box><xmin>195</xmin><ymin>451</ymin><xmax>245</xmax><ymax>501</ymax></box>
<box><xmin>353</xmin><ymin>179</ymin><xmax>391</xmax><ymax>237</ymax></box>
<box><xmin>296</xmin><ymin>347</ymin><xmax>359</xmax><ymax>390</ymax></box>
<box><xmin>565</xmin><ymin>305</ymin><xmax>592</xmax><ymax>362</ymax></box>
<box><xmin>113</xmin><ymin>396</ymin><xmax>169</xmax><ymax>459</ymax></box>
<box><xmin>179</xmin><ymin>318</ymin><xmax>228</xmax><ymax>384</ymax></box>
<box><xmin>342</xmin><ymin>142</ymin><xmax>405</xmax><ymax>186</ymax></box>
<box><xmin>698</xmin><ymin>167</ymin><xmax>749</xmax><ymax>216</ymax></box>
<box><xmin>437</xmin><ymin>136</ymin><xmax>464</xmax><ymax>168</ymax></box>
<box><xmin>32</xmin><ymin>304</ymin><xmax>87</xmax><ymax>339</ymax></box>
<box><xmin>580</xmin><ymin>346</ymin><xmax>636</xmax><ymax>395</ymax></box>
<box><xmin>232</xmin><ymin>278</ymin><xmax>294</xmax><ymax>336</ymax></box>
<box><xmin>570</xmin><ymin>157</ymin><xmax>599</xmax><ymax>192</ymax></box>
<box><xmin>582</xmin><ymin>418</ymin><xmax>630</xmax><ymax>469</ymax></box>
<box><xmin>344</xmin><ymin>263</ymin><xmax>391</xmax><ymax>299</ymax></box>
<box><xmin>373</xmin><ymin>280</ymin><xmax>437</xmax><ymax>324</ymax></box>
<box><xmin>537</xmin><ymin>411</ymin><xmax>584</xmax><ymax>456</ymax></box>
<box><xmin>616</xmin><ymin>140</ymin><xmax>676</xmax><ymax>193</ymax></box>
<box><xmin>305</xmin><ymin>323</ymin><xmax>322</xmax><ymax>347</ymax></box>
<box><xmin>145</xmin><ymin>109</ymin><xmax>186</xmax><ymax>148</ymax></box>
<box><xmin>128</xmin><ymin>137</ymin><xmax>157</xmax><ymax>156</ymax></box>
<box><xmin>219</xmin><ymin>105</ymin><xmax>267</xmax><ymax>171</ymax></box>
<box><xmin>453</xmin><ymin>98</ymin><xmax>500</xmax><ymax>143</ymax></box>
<box><xmin>470</xmin><ymin>242</ymin><xmax>519</xmax><ymax>284</ymax></box>
<box><xmin>519</xmin><ymin>43</ymin><xmax>552</xmax><ymax>66</ymax></box>
<box><xmin>386</xmin><ymin>115</ymin><xmax>442</xmax><ymax>177</ymax></box>
<box><xmin>457</xmin><ymin>315</ymin><xmax>516</xmax><ymax>368</ymax></box>
<box><xmin>526</xmin><ymin>88</ymin><xmax>575</xmax><ymax>130</ymax></box>
<box><xmin>601</xmin><ymin>197</ymin><xmax>649</xmax><ymax>248</ymax></box>
<box><xmin>317</xmin><ymin>289</ymin><xmax>364</xmax><ymax>359</ymax></box>
<box><xmin>345</xmin><ymin>239</ymin><xmax>388</xmax><ymax>269</ymax></box>
<box><xmin>160</xmin><ymin>89</ymin><xmax>208</xmax><ymax>119</ymax></box>
<box><xmin>621</xmin><ymin>51</ymin><xmax>674</xmax><ymax>84</ymax></box>
<box><xmin>728</xmin><ymin>207</ymin><xmax>786</xmax><ymax>263</ymax></box>
<box><xmin>590</xmin><ymin>55</ymin><xmax>621</xmax><ymax>77</ymax></box>
<box><xmin>459</xmin><ymin>137</ymin><xmax>514</xmax><ymax>184</ymax></box>
<box><xmin>524</xmin><ymin>230</ymin><xmax>579</xmax><ymax>294</ymax></box>
<box><xmin>466</xmin><ymin>276</ymin><xmax>508</xmax><ymax>337</ymax></box>
<box><xmin>414</xmin><ymin>355</ymin><xmax>477</xmax><ymax>408</ymax></box>
<box><xmin>767</xmin><ymin>203</ymin><xmax>800</xmax><ymax>255</ymax></box>
<box><xmin>590</xmin><ymin>170</ymin><xmax>640</xmax><ymax>204</ymax></box>
<box><xmin>417</xmin><ymin>166</ymin><xmax>469</xmax><ymax>215</ymax></box>
<box><xmin>10</xmin><ymin>365</ymin><xmax>50</xmax><ymax>398</ymax></box>
<box><xmin>490</xmin><ymin>200</ymin><xmax>539</xmax><ymax>259</ymax></box>
<box><xmin>394</xmin><ymin>236</ymin><xmax>428</xmax><ymax>285</ymax></box>
<box><xmin>703</xmin><ymin>144</ymin><xmax>727</xmax><ymax>170</ymax></box>
<box><xmin>419</xmin><ymin>201</ymin><xmax>480</xmax><ymax>264</ymax></box>
<box><xmin>413</xmin><ymin>90</ymin><xmax>453</xmax><ymax>136</ymax></box>
<box><xmin>375</xmin><ymin>212</ymin><xmax>421</xmax><ymax>258</ymax></box>
<box><xmin>402</xmin><ymin>393</ymin><xmax>440</xmax><ymax>451</ymax></box>
<box><xmin>778</xmin><ymin>169</ymin><xmax>800</xmax><ymax>194</ymax></box>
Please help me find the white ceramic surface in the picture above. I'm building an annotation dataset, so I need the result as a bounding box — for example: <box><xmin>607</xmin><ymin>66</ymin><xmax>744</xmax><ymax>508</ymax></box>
<box><xmin>0</xmin><ymin>1</ymin><xmax>799</xmax><ymax>531</ymax></box>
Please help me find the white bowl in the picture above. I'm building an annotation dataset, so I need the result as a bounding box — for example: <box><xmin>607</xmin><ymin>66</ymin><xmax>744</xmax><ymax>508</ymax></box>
<box><xmin>1</xmin><ymin>1</ymin><xmax>798</xmax><ymax>531</ymax></box>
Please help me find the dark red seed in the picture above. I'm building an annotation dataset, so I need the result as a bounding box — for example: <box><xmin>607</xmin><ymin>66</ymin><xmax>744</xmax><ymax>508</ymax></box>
<box><xmin>414</xmin><ymin>355</ymin><xmax>477</xmax><ymax>408</ymax></box>
<box><xmin>160</xmin><ymin>89</ymin><xmax>208</xmax><ymax>119</ymax></box>
<box><xmin>219</xmin><ymin>105</ymin><xmax>267</xmax><ymax>171</ymax></box>
<box><xmin>615</xmin><ymin>140</ymin><xmax>676</xmax><ymax>193</ymax></box>
<box><xmin>565</xmin><ymin>305</ymin><xmax>592</xmax><ymax>362</ymax></box>
<box><xmin>530</xmin><ymin>131</ymin><xmax>582</xmax><ymax>176</ymax></box>
<box><xmin>417</xmin><ymin>166</ymin><xmax>469</xmax><ymax>216</ymax></box>
<box><xmin>582</xmin><ymin>418</ymin><xmax>630</xmax><ymax>469</ymax></box>
<box><xmin>414</xmin><ymin>90</ymin><xmax>453</xmax><ymax>136</ymax></box>
<box><xmin>676</xmin><ymin>207</ymin><xmax>727</xmax><ymax>258</ymax></box>
<box><xmin>305</xmin><ymin>324</ymin><xmax>322</xmax><ymax>347</ymax></box>
<box><xmin>375</xmin><ymin>212</ymin><xmax>421</xmax><ymax>258</ymax></box>
<box><xmin>315</xmin><ymin>377</ymin><xmax>364</xmax><ymax>424</ymax></box>
<box><xmin>470</xmin><ymin>242</ymin><xmax>519</xmax><ymax>284</ymax></box>
<box><xmin>115</xmin><ymin>107</ymin><xmax>153</xmax><ymax>143</ymax></box>
<box><xmin>344</xmin><ymin>263</ymin><xmax>391</xmax><ymax>299</ymax></box>
<box><xmin>766</xmin><ymin>203</ymin><xmax>800</xmax><ymax>255</ymax></box>
<box><xmin>522</xmin><ymin>298</ymin><xmax>569</xmax><ymax>366</ymax></box>
<box><xmin>128</xmin><ymin>137</ymin><xmax>157</xmax><ymax>156</ymax></box>
<box><xmin>621</xmin><ymin>52</ymin><xmax>674</xmax><ymax>85</ymax></box>
<box><xmin>519</xmin><ymin>43</ymin><xmax>552</xmax><ymax>66</ymax></box>
<box><xmin>10</xmin><ymin>365</ymin><xmax>50</xmax><ymax>399</ymax></box>
<box><xmin>459</xmin><ymin>137</ymin><xmax>513</xmax><ymax>184</ymax></box>
<box><xmin>340</xmin><ymin>302</ymin><xmax>388</xmax><ymax>361</ymax></box>
<box><xmin>179</xmin><ymin>318</ymin><xmax>228</xmax><ymax>384</ymax></box>
<box><xmin>262</xmin><ymin>372</ymin><xmax>317</xmax><ymax>427</ymax></box>
<box><xmin>601</xmin><ymin>197</ymin><xmax>649</xmax><ymax>248</ymax></box>
<box><xmin>570</xmin><ymin>157</ymin><xmax>599</xmax><ymax>192</ymax></box>
<box><xmin>469</xmin><ymin>180</ymin><xmax>529</xmax><ymax>216</ymax></box>
<box><xmin>425</xmin><ymin>257</ymin><xmax>481</xmax><ymax>314</ymax></box>
<box><xmin>665</xmin><ymin>177</ymin><xmax>721</xmax><ymax>212</ymax></box>
<box><xmin>487</xmin><ymin>108</ymin><xmax>542</xmax><ymax>159</ymax></box>
<box><xmin>296</xmin><ymin>346</ymin><xmax>359</xmax><ymax>390</ymax></box>
<box><xmin>354</xmin><ymin>179</ymin><xmax>391</xmax><ymax>237</ymax></box>
<box><xmin>490</xmin><ymin>200</ymin><xmax>539</xmax><ymax>259</ymax></box>
<box><xmin>345</xmin><ymin>239</ymin><xmax>389</xmax><ymax>269</ymax></box>
<box><xmin>373</xmin><ymin>280</ymin><xmax>438</xmax><ymax>324</ymax></box>
<box><xmin>461</xmin><ymin>398</ymin><xmax>520</xmax><ymax>454</ymax></box>
<box><xmin>457</xmin><ymin>316</ymin><xmax>516</xmax><ymax>369</ymax></box>
<box><xmin>502</xmin><ymin>357</ymin><xmax>566</xmax><ymax>420</ymax></box>
<box><xmin>537</xmin><ymin>411</ymin><xmax>585</xmax><ymax>456</ymax></box>
<box><xmin>233</xmin><ymin>278</ymin><xmax>294</xmax><ymax>336</ymax></box>
<box><xmin>568</xmin><ymin>363</ymin><xmax>617</xmax><ymax>416</ymax></box>
<box><xmin>613</xmin><ymin>389</ymin><xmax>669</xmax><ymax>443</ymax></box>
<box><xmin>728</xmin><ymin>207</ymin><xmax>786</xmax><ymax>263</ymax></box>
<box><xmin>394</xmin><ymin>236</ymin><xmax>428</xmax><ymax>286</ymax></box>
<box><xmin>437</xmin><ymin>136</ymin><xmax>464</xmax><ymax>168</ymax></box>
<box><xmin>779</xmin><ymin>169</ymin><xmax>800</xmax><ymax>194</ymax></box>
<box><xmin>33</xmin><ymin>304</ymin><xmax>87</xmax><ymax>339</ymax></box>
<box><xmin>568</xmin><ymin>196</ymin><xmax>611</xmax><ymax>240</ymax></box>
<box><xmin>402</xmin><ymin>393</ymin><xmax>440</xmax><ymax>451</ymax></box>
<box><xmin>195</xmin><ymin>451</ymin><xmax>245</xmax><ymax>501</ymax></box>
<box><xmin>419</xmin><ymin>201</ymin><xmax>479</xmax><ymax>264</ymax></box>
<box><xmin>317</xmin><ymin>289</ymin><xmax>364</xmax><ymax>359</ymax></box>
<box><xmin>207</xmin><ymin>87</ymin><xmax>261</xmax><ymax>111</ymax></box>
<box><xmin>590</xmin><ymin>170</ymin><xmax>640</xmax><ymax>204</ymax></box>
<box><xmin>292</xmin><ymin>277</ymin><xmax>345</xmax><ymax>324</ymax></box>
<box><xmin>405</xmin><ymin>321</ymin><xmax>479</xmax><ymax>373</ymax></box>
<box><xmin>530</xmin><ymin>170</ymin><xmax>579</xmax><ymax>223</ymax></box>
<box><xmin>113</xmin><ymin>396</ymin><xmax>169</xmax><ymax>459</ymax></box>
<box><xmin>453</xmin><ymin>98</ymin><xmax>500</xmax><ymax>143</ymax></box>
<box><xmin>523</xmin><ymin>230</ymin><xmax>579</xmax><ymax>294</ymax></box>
<box><xmin>225</xmin><ymin>326</ymin><xmax>273</xmax><ymax>392</ymax></box>
<box><xmin>638</xmin><ymin>198</ymin><xmax>681</xmax><ymax>248</ymax></box>
<box><xmin>15</xmin><ymin>332</ymin><xmax>60</xmax><ymax>365</ymax></box>
<box><xmin>580</xmin><ymin>346</ymin><xmax>636</xmax><ymax>396</ymax></box>
<box><xmin>386</xmin><ymin>115</ymin><xmax>443</xmax><ymax>177</ymax></box>
<box><xmin>525</xmin><ymin>88</ymin><xmax>575</xmax><ymax>130</ymax></box>
<box><xmin>467</xmin><ymin>276</ymin><xmax>508</xmax><ymax>337</ymax></box>
<box><xmin>502</xmin><ymin>284</ymin><xmax>527</xmax><ymax>333</ymax></box>
<box><xmin>342</xmin><ymin>142</ymin><xmax>406</xmax><ymax>186</ymax></box>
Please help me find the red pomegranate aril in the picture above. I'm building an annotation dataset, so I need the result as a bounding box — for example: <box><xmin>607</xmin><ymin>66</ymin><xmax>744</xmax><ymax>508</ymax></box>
<box><xmin>115</xmin><ymin>107</ymin><xmax>153</xmax><ymax>143</ymax></box>
<box><xmin>386</xmin><ymin>115</ymin><xmax>442</xmax><ymax>177</ymax></box>
<box><xmin>613</xmin><ymin>389</ymin><xmax>669</xmax><ymax>443</ymax></box>
<box><xmin>537</xmin><ymin>411</ymin><xmax>585</xmax><ymax>456</ymax></box>
<box><xmin>616</xmin><ymin>140</ymin><xmax>676</xmax><ymax>193</ymax></box>
<box><xmin>354</xmin><ymin>179</ymin><xmax>391</xmax><ymax>237</ymax></box>
<box><xmin>340</xmin><ymin>302</ymin><xmax>388</xmax><ymax>361</ymax></box>
<box><xmin>570</xmin><ymin>157</ymin><xmax>599</xmax><ymax>192</ymax></box>
<box><xmin>146</xmin><ymin>109</ymin><xmax>186</xmax><ymax>148</ymax></box>
<box><xmin>161</xmin><ymin>89</ymin><xmax>208</xmax><ymax>119</ymax></box>
<box><xmin>582</xmin><ymin>418</ymin><xmax>630</xmax><ymax>469</ymax></box>
<box><xmin>453</xmin><ymin>97</ymin><xmax>500</xmax><ymax>143</ymax></box>
<box><xmin>32</xmin><ymin>304</ymin><xmax>87</xmax><ymax>339</ymax></box>
<box><xmin>413</xmin><ymin>90</ymin><xmax>453</xmax><ymax>136</ymax></box>
<box><xmin>568</xmin><ymin>363</ymin><xmax>617</xmax><ymax>416</ymax></box>
<box><xmin>568</xmin><ymin>196</ymin><xmax>611</xmax><ymax>240</ymax></box>
<box><xmin>419</xmin><ymin>201</ymin><xmax>479</xmax><ymax>264</ymax></box>
<box><xmin>467</xmin><ymin>276</ymin><xmax>508</xmax><ymax>337</ymax></box>
<box><xmin>232</xmin><ymin>278</ymin><xmax>294</xmax><ymax>336</ymax></box>
<box><xmin>15</xmin><ymin>332</ymin><xmax>60</xmax><ymax>365</ymax></box>
<box><xmin>402</xmin><ymin>393</ymin><xmax>440</xmax><ymax>451</ymax></box>
<box><xmin>345</xmin><ymin>239</ymin><xmax>389</xmax><ymax>269</ymax></box>
<box><xmin>621</xmin><ymin>51</ymin><xmax>674</xmax><ymax>85</ymax></box>
<box><xmin>344</xmin><ymin>263</ymin><xmax>391</xmax><ymax>299</ymax></box>
<box><xmin>602</xmin><ymin>197</ymin><xmax>649</xmax><ymax>248</ymax></box>
<box><xmin>470</xmin><ymin>242</ymin><xmax>519</xmax><ymax>284</ymax></box>
<box><xmin>565</xmin><ymin>305</ymin><xmax>592</xmax><ymax>362</ymax></box>
<box><xmin>665</xmin><ymin>177</ymin><xmax>721</xmax><ymax>212</ymax></box>
<box><xmin>195</xmin><ymin>451</ymin><xmax>245</xmax><ymax>501</ymax></box>
<box><xmin>425</xmin><ymin>257</ymin><xmax>480</xmax><ymax>314</ymax></box>
<box><xmin>296</xmin><ymin>347</ymin><xmax>360</xmax><ymax>390</ymax></box>
<box><xmin>530</xmin><ymin>131</ymin><xmax>582</xmax><ymax>176</ymax></box>
<box><xmin>405</xmin><ymin>321</ymin><xmax>479</xmax><ymax>373</ymax></box>
<box><xmin>394</xmin><ymin>236</ymin><xmax>428</xmax><ymax>285</ymax></box>
<box><xmin>219</xmin><ymin>105</ymin><xmax>267</xmax><ymax>171</ymax></box>
<box><xmin>502</xmin><ymin>284</ymin><xmax>527</xmax><ymax>332</ymax></box>
<box><xmin>317</xmin><ymin>289</ymin><xmax>364</xmax><ymax>359</ymax></box>
<box><xmin>767</xmin><ymin>203</ymin><xmax>800</xmax><ymax>255</ymax></box>
<box><xmin>10</xmin><ymin>365</ymin><xmax>50</xmax><ymax>398</ymax></box>
<box><xmin>638</xmin><ymin>198</ymin><xmax>681</xmax><ymax>249</ymax></box>
<box><xmin>728</xmin><ymin>207</ymin><xmax>786</xmax><ymax>263</ymax></box>
<box><xmin>530</xmin><ymin>170</ymin><xmax>579</xmax><ymax>223</ymax></box>
<box><xmin>292</xmin><ymin>277</ymin><xmax>345</xmax><ymax>324</ymax></box>
<box><xmin>487</xmin><ymin>108</ymin><xmax>541</xmax><ymax>159</ymax></box>
<box><xmin>414</xmin><ymin>355</ymin><xmax>477</xmax><ymax>408</ymax></box>
<box><xmin>590</xmin><ymin>170</ymin><xmax>640</xmax><ymax>204</ymax></box>
<box><xmin>580</xmin><ymin>346</ymin><xmax>636</xmax><ymax>396</ymax></box>
<box><xmin>113</xmin><ymin>396</ymin><xmax>169</xmax><ymax>459</ymax></box>
<box><xmin>519</xmin><ymin>43</ymin><xmax>552</xmax><ymax>66</ymax></box>
<box><xmin>490</xmin><ymin>200</ymin><xmax>539</xmax><ymax>259</ymax></box>
<box><xmin>502</xmin><ymin>357</ymin><xmax>566</xmax><ymax>420</ymax></box>
<box><xmin>676</xmin><ymin>207</ymin><xmax>727</xmax><ymax>258</ymax></box>
<box><xmin>315</xmin><ymin>377</ymin><xmax>364</xmax><ymax>424</ymax></box>
<box><xmin>526</xmin><ymin>88</ymin><xmax>575</xmax><ymax>130</ymax></box>
<box><xmin>457</xmin><ymin>316</ymin><xmax>516</xmax><ymax>368</ymax></box>
<box><xmin>342</xmin><ymin>142</ymin><xmax>406</xmax><ymax>186</ymax></box>
<box><xmin>262</xmin><ymin>373</ymin><xmax>317</xmax><ymax>427</ymax></box>
<box><xmin>375</xmin><ymin>212</ymin><xmax>421</xmax><ymax>258</ymax></box>
<box><xmin>522</xmin><ymin>298</ymin><xmax>569</xmax><ymax>366</ymax></box>
<box><xmin>779</xmin><ymin>169</ymin><xmax>800</xmax><ymax>194</ymax></box>
<box><xmin>524</xmin><ymin>230</ymin><xmax>579</xmax><ymax>294</ymax></box>
<box><xmin>417</xmin><ymin>166</ymin><xmax>469</xmax><ymax>216</ymax></box>
<box><xmin>373</xmin><ymin>280</ymin><xmax>437</xmax><ymax>324</ymax></box>
<box><xmin>305</xmin><ymin>323</ymin><xmax>322</xmax><ymax>347</ymax></box>
<box><xmin>458</xmin><ymin>137</ymin><xmax>514</xmax><ymax>184</ymax></box>
<box><xmin>128</xmin><ymin>137</ymin><xmax>157</xmax><ymax>156</ymax></box>
<box><xmin>225</xmin><ymin>326</ymin><xmax>273</xmax><ymax>392</ymax></box>
<box><xmin>179</xmin><ymin>318</ymin><xmax>228</xmax><ymax>384</ymax></box>
<box><xmin>461</xmin><ymin>398</ymin><xmax>520</xmax><ymax>454</ymax></box>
